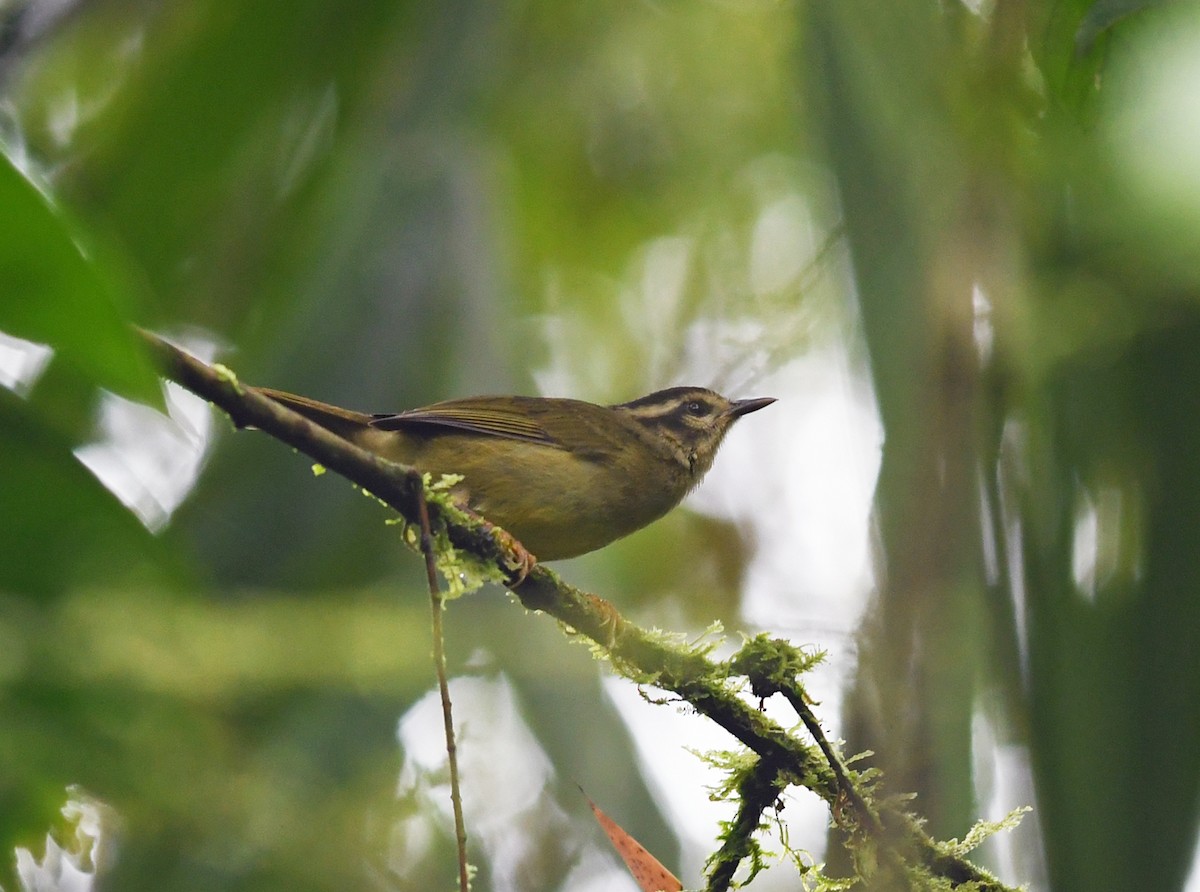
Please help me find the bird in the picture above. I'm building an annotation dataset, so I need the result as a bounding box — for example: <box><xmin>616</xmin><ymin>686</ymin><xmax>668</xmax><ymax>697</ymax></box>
<box><xmin>254</xmin><ymin>384</ymin><xmax>775</xmax><ymax>561</ymax></box>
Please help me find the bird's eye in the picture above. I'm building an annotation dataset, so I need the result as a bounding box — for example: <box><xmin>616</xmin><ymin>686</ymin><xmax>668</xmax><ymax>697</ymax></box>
<box><xmin>685</xmin><ymin>401</ymin><xmax>706</xmax><ymax>416</ymax></box>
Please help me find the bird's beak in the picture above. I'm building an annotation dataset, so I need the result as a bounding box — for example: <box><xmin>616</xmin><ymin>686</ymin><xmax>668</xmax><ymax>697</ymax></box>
<box><xmin>726</xmin><ymin>397</ymin><xmax>776</xmax><ymax>418</ymax></box>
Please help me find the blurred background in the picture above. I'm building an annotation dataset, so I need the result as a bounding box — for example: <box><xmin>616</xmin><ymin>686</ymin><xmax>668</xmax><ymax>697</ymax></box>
<box><xmin>2</xmin><ymin>0</ymin><xmax>1199</xmax><ymax>890</ymax></box>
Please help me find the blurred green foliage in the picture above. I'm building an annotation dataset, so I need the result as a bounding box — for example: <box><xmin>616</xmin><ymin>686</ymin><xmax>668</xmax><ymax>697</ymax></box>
<box><xmin>1</xmin><ymin>0</ymin><xmax>1199</xmax><ymax>890</ymax></box>
<box><xmin>804</xmin><ymin>3</ymin><xmax>1200</xmax><ymax>892</ymax></box>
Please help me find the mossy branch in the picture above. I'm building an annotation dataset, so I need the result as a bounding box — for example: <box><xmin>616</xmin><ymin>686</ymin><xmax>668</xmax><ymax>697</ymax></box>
<box><xmin>140</xmin><ymin>330</ymin><xmax>1021</xmax><ymax>891</ymax></box>
<box><xmin>705</xmin><ymin>757</ymin><xmax>787</xmax><ymax>891</ymax></box>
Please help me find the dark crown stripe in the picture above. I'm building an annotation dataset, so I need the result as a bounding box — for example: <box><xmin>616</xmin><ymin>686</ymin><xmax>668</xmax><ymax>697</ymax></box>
<box><xmin>613</xmin><ymin>386</ymin><xmax>714</xmax><ymax>411</ymax></box>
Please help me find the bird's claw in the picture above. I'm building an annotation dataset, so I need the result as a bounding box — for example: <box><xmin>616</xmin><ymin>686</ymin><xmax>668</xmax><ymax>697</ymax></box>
<box><xmin>503</xmin><ymin>543</ymin><xmax>537</xmax><ymax>586</ymax></box>
<box><xmin>586</xmin><ymin>593</ymin><xmax>622</xmax><ymax>649</ymax></box>
<box><xmin>482</xmin><ymin>522</ymin><xmax>537</xmax><ymax>586</ymax></box>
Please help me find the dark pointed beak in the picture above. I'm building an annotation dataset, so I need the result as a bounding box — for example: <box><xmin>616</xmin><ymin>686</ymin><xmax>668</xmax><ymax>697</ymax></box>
<box><xmin>726</xmin><ymin>397</ymin><xmax>776</xmax><ymax>419</ymax></box>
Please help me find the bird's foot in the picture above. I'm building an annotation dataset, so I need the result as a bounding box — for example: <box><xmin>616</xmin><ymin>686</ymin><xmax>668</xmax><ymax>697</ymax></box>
<box><xmin>586</xmin><ymin>593</ymin><xmax>623</xmax><ymax>650</ymax></box>
<box><xmin>481</xmin><ymin>522</ymin><xmax>537</xmax><ymax>586</ymax></box>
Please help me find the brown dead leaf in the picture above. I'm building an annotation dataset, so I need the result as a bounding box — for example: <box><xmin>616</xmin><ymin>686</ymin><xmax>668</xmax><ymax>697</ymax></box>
<box><xmin>580</xmin><ymin>787</ymin><xmax>683</xmax><ymax>892</ymax></box>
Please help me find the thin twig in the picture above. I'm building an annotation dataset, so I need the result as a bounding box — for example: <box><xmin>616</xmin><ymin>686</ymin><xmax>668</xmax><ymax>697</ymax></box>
<box><xmin>417</xmin><ymin>488</ymin><xmax>470</xmax><ymax>892</ymax></box>
<box><xmin>782</xmin><ymin>688</ymin><xmax>882</xmax><ymax>837</ymax></box>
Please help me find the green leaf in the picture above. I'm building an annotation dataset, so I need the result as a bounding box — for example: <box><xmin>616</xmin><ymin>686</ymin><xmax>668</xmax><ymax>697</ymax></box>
<box><xmin>0</xmin><ymin>152</ymin><xmax>158</xmax><ymax>406</ymax></box>
<box><xmin>0</xmin><ymin>389</ymin><xmax>162</xmax><ymax>598</ymax></box>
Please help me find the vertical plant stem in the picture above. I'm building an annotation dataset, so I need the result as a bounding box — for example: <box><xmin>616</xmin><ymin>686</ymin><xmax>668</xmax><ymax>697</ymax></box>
<box><xmin>417</xmin><ymin>487</ymin><xmax>470</xmax><ymax>892</ymax></box>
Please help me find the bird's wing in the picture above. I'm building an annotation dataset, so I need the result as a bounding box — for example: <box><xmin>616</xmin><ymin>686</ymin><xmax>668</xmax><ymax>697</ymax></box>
<box><xmin>369</xmin><ymin>398</ymin><xmax>562</xmax><ymax>446</ymax></box>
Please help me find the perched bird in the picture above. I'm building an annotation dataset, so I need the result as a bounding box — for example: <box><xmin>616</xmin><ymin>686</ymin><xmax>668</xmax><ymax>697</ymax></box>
<box><xmin>256</xmin><ymin>385</ymin><xmax>774</xmax><ymax>560</ymax></box>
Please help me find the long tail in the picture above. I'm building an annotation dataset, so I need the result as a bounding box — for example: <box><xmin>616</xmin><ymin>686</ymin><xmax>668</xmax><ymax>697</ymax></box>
<box><xmin>254</xmin><ymin>387</ymin><xmax>375</xmax><ymax>441</ymax></box>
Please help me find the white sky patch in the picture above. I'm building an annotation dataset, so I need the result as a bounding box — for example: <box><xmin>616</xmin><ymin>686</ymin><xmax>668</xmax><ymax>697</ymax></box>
<box><xmin>1071</xmin><ymin>484</ymin><xmax>1130</xmax><ymax>605</ymax></box>
<box><xmin>750</xmin><ymin>194</ymin><xmax>813</xmax><ymax>297</ymax></box>
<box><xmin>972</xmin><ymin>283</ymin><xmax>994</xmax><ymax>363</ymax></box>
<box><xmin>1072</xmin><ymin>491</ymin><xmax>1100</xmax><ymax>604</ymax></box>
<box><xmin>621</xmin><ymin>235</ymin><xmax>694</xmax><ymax>386</ymax></box>
<box><xmin>1</xmin><ymin>328</ymin><xmax>217</xmax><ymax>532</ymax></box>
<box><xmin>1109</xmin><ymin>15</ymin><xmax>1200</xmax><ymax>215</ymax></box>
<box><xmin>73</xmin><ymin>332</ymin><xmax>219</xmax><ymax>532</ymax></box>
<box><xmin>686</xmin><ymin>340</ymin><xmax>881</xmax><ymax>635</ymax></box>
<box><xmin>395</xmin><ymin>674</ymin><xmax>596</xmax><ymax>892</ymax></box>
<box><xmin>972</xmin><ymin>705</ymin><xmax>1048</xmax><ymax>890</ymax></box>
<box><xmin>16</xmin><ymin>793</ymin><xmax>112</xmax><ymax>892</ymax></box>
<box><xmin>0</xmin><ymin>330</ymin><xmax>54</xmax><ymax>395</ymax></box>
<box><xmin>1185</xmin><ymin>828</ymin><xmax>1200</xmax><ymax>892</ymax></box>
<box><xmin>556</xmin><ymin>846</ymin><xmax>640</xmax><ymax>892</ymax></box>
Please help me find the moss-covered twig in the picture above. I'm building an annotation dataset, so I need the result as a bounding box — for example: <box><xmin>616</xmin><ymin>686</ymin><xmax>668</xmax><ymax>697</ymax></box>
<box><xmin>705</xmin><ymin>757</ymin><xmax>788</xmax><ymax>891</ymax></box>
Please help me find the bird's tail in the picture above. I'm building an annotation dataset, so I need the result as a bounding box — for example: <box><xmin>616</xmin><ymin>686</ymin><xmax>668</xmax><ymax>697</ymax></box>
<box><xmin>254</xmin><ymin>387</ymin><xmax>376</xmax><ymax>441</ymax></box>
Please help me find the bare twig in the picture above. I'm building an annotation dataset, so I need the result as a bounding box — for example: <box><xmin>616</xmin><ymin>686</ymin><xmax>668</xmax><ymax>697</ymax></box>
<box><xmin>416</xmin><ymin>488</ymin><xmax>470</xmax><ymax>892</ymax></box>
